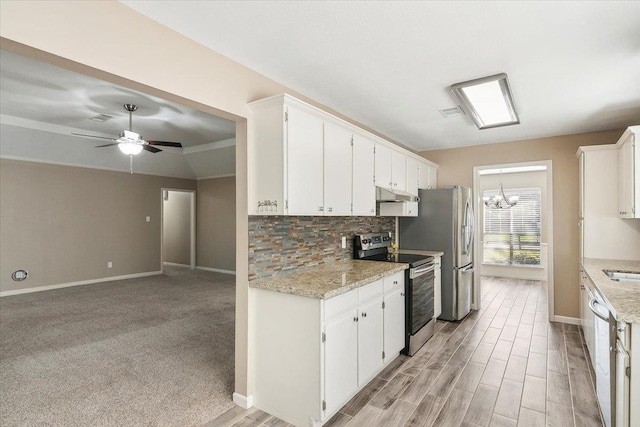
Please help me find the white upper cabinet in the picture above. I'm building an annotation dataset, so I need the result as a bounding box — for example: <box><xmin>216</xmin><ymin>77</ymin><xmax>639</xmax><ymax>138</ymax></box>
<box><xmin>374</xmin><ymin>143</ymin><xmax>393</xmax><ymax>190</ymax></box>
<box><xmin>249</xmin><ymin>94</ymin><xmax>438</xmax><ymax>215</ymax></box>
<box><xmin>287</xmin><ymin>105</ymin><xmax>325</xmax><ymax>215</ymax></box>
<box><xmin>352</xmin><ymin>134</ymin><xmax>376</xmax><ymax>216</ymax></box>
<box><xmin>418</xmin><ymin>160</ymin><xmax>438</xmax><ymax>189</ymax></box>
<box><xmin>617</xmin><ymin>126</ymin><xmax>639</xmax><ymax>218</ymax></box>
<box><xmin>406</xmin><ymin>157</ymin><xmax>419</xmax><ymax>196</ymax></box>
<box><xmin>392</xmin><ymin>150</ymin><xmax>407</xmax><ymax>192</ymax></box>
<box><xmin>324</xmin><ymin>122</ymin><xmax>353</xmax><ymax>215</ymax></box>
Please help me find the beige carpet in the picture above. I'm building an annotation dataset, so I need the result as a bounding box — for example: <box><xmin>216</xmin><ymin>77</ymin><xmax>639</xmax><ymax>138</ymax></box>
<box><xmin>0</xmin><ymin>266</ymin><xmax>236</xmax><ymax>426</ymax></box>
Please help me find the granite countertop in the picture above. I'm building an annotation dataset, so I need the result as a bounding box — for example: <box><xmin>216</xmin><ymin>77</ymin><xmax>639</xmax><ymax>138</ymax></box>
<box><xmin>581</xmin><ymin>258</ymin><xmax>640</xmax><ymax>323</ymax></box>
<box><xmin>249</xmin><ymin>260</ymin><xmax>409</xmax><ymax>299</ymax></box>
<box><xmin>399</xmin><ymin>249</ymin><xmax>445</xmax><ymax>257</ymax></box>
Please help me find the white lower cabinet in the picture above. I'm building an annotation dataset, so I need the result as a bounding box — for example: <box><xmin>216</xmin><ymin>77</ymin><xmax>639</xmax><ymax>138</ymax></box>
<box><xmin>323</xmin><ymin>308</ymin><xmax>358</xmax><ymax>416</ymax></box>
<box><xmin>253</xmin><ymin>272</ymin><xmax>405</xmax><ymax>426</ymax></box>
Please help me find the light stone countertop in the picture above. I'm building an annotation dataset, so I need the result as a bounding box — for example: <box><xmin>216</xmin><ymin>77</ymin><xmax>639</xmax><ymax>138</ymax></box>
<box><xmin>249</xmin><ymin>259</ymin><xmax>409</xmax><ymax>299</ymax></box>
<box><xmin>582</xmin><ymin>258</ymin><xmax>640</xmax><ymax>323</ymax></box>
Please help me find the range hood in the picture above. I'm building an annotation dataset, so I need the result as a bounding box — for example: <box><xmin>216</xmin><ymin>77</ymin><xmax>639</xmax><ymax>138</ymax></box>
<box><xmin>376</xmin><ymin>186</ymin><xmax>419</xmax><ymax>203</ymax></box>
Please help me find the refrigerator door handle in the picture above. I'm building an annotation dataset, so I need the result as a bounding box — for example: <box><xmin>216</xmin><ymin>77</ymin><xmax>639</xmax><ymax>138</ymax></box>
<box><xmin>461</xmin><ymin>264</ymin><xmax>474</xmax><ymax>273</ymax></box>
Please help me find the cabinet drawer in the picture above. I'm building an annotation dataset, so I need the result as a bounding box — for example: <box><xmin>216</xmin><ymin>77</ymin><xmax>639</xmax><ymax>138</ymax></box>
<box><xmin>359</xmin><ymin>279</ymin><xmax>383</xmax><ymax>303</ymax></box>
<box><xmin>324</xmin><ymin>289</ymin><xmax>358</xmax><ymax>322</ymax></box>
<box><xmin>383</xmin><ymin>271</ymin><xmax>405</xmax><ymax>294</ymax></box>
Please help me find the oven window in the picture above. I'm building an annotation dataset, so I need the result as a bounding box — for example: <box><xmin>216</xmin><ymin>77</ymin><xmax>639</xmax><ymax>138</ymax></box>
<box><xmin>410</xmin><ymin>270</ymin><xmax>435</xmax><ymax>334</ymax></box>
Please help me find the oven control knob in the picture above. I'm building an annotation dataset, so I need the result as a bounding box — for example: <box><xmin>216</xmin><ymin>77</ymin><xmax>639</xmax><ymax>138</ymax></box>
<box><xmin>362</xmin><ymin>239</ymin><xmax>368</xmax><ymax>244</ymax></box>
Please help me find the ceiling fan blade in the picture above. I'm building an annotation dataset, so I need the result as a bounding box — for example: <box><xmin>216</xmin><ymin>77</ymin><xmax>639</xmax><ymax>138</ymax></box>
<box><xmin>146</xmin><ymin>140</ymin><xmax>183</xmax><ymax>148</ymax></box>
<box><xmin>72</xmin><ymin>132</ymin><xmax>115</xmax><ymax>141</ymax></box>
<box><xmin>95</xmin><ymin>143</ymin><xmax>119</xmax><ymax>148</ymax></box>
<box><xmin>143</xmin><ymin>145</ymin><xmax>162</xmax><ymax>153</ymax></box>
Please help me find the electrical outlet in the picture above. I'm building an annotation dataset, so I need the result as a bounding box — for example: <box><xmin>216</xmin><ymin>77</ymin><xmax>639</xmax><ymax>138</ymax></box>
<box><xmin>107</xmin><ymin>262</ymin><xmax>112</xmax><ymax>269</ymax></box>
<box><xmin>341</xmin><ymin>236</ymin><xmax>346</xmax><ymax>249</ymax></box>
<box><xmin>146</xmin><ymin>216</ymin><xmax>150</xmax><ymax>222</ymax></box>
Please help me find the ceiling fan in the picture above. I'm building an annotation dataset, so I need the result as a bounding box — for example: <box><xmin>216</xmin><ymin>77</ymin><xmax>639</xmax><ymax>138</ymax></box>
<box><xmin>72</xmin><ymin>104</ymin><xmax>183</xmax><ymax>155</ymax></box>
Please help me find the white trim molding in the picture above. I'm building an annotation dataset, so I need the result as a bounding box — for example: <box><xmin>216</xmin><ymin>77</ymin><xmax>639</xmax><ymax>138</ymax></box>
<box><xmin>553</xmin><ymin>315</ymin><xmax>581</xmax><ymax>326</ymax></box>
<box><xmin>196</xmin><ymin>266</ymin><xmax>237</xmax><ymax>275</ymax></box>
<box><xmin>0</xmin><ymin>271</ymin><xmax>162</xmax><ymax>297</ymax></box>
<box><xmin>232</xmin><ymin>392</ymin><xmax>253</xmax><ymax>409</ymax></box>
<box><xmin>163</xmin><ymin>262</ymin><xmax>191</xmax><ymax>268</ymax></box>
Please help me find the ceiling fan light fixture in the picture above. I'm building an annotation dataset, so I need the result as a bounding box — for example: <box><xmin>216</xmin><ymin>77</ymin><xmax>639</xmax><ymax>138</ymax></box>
<box><xmin>118</xmin><ymin>142</ymin><xmax>143</xmax><ymax>155</ymax></box>
<box><xmin>450</xmin><ymin>73</ymin><xmax>520</xmax><ymax>130</ymax></box>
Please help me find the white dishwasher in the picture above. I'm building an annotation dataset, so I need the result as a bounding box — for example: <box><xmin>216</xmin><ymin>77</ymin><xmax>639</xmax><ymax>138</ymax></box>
<box><xmin>590</xmin><ymin>289</ymin><xmax>612</xmax><ymax>427</ymax></box>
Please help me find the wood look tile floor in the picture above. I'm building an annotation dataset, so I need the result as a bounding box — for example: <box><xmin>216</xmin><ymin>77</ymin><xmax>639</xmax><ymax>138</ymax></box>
<box><xmin>210</xmin><ymin>277</ymin><xmax>604</xmax><ymax>427</ymax></box>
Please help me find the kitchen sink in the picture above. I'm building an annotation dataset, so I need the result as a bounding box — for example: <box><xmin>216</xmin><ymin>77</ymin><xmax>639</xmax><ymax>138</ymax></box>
<box><xmin>603</xmin><ymin>270</ymin><xmax>640</xmax><ymax>282</ymax></box>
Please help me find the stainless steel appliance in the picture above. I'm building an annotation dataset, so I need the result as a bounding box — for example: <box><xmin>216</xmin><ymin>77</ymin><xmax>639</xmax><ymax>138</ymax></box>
<box><xmin>399</xmin><ymin>186</ymin><xmax>474</xmax><ymax>321</ymax></box>
<box><xmin>354</xmin><ymin>233</ymin><xmax>435</xmax><ymax>356</ymax></box>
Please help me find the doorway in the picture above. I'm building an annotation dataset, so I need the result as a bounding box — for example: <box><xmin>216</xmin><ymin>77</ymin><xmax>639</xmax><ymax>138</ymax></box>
<box><xmin>472</xmin><ymin>161</ymin><xmax>554</xmax><ymax>321</ymax></box>
<box><xmin>162</xmin><ymin>189</ymin><xmax>196</xmax><ymax>270</ymax></box>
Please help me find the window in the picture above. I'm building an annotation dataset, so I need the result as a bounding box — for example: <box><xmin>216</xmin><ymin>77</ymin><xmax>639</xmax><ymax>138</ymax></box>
<box><xmin>483</xmin><ymin>187</ymin><xmax>541</xmax><ymax>266</ymax></box>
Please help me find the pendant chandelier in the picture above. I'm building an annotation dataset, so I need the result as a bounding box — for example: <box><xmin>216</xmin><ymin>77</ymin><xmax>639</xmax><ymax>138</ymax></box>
<box><xmin>484</xmin><ymin>182</ymin><xmax>519</xmax><ymax>209</ymax></box>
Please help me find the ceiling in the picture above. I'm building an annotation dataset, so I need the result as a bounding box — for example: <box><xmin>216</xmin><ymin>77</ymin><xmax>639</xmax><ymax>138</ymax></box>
<box><xmin>0</xmin><ymin>49</ymin><xmax>236</xmax><ymax>179</ymax></box>
<box><xmin>120</xmin><ymin>0</ymin><xmax>640</xmax><ymax>151</ymax></box>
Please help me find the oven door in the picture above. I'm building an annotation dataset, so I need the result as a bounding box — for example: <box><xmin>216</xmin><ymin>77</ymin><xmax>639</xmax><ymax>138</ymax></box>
<box><xmin>409</xmin><ymin>264</ymin><xmax>435</xmax><ymax>335</ymax></box>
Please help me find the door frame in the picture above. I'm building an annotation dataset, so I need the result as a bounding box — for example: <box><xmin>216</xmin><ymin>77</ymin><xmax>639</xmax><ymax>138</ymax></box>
<box><xmin>161</xmin><ymin>188</ymin><xmax>196</xmax><ymax>271</ymax></box>
<box><xmin>472</xmin><ymin>160</ymin><xmax>554</xmax><ymax>321</ymax></box>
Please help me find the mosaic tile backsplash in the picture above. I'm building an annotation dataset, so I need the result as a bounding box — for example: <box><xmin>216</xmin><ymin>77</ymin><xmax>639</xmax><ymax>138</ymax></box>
<box><xmin>249</xmin><ymin>216</ymin><xmax>395</xmax><ymax>281</ymax></box>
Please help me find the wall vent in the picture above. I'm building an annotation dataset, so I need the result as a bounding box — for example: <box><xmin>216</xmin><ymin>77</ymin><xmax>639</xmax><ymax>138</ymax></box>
<box><xmin>439</xmin><ymin>106</ymin><xmax>464</xmax><ymax>118</ymax></box>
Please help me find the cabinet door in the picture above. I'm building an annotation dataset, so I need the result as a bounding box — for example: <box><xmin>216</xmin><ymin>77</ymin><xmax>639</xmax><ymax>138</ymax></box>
<box><xmin>358</xmin><ymin>298</ymin><xmax>384</xmax><ymax>387</ymax></box>
<box><xmin>392</xmin><ymin>150</ymin><xmax>407</xmax><ymax>191</ymax></box>
<box><xmin>618</xmin><ymin>138</ymin><xmax>635</xmax><ymax>218</ymax></box>
<box><xmin>384</xmin><ymin>287</ymin><xmax>405</xmax><ymax>362</ymax></box>
<box><xmin>324</xmin><ymin>310</ymin><xmax>358</xmax><ymax>416</ymax></box>
<box><xmin>418</xmin><ymin>161</ymin><xmax>430</xmax><ymax>190</ymax></box>
<box><xmin>324</xmin><ymin>123</ymin><xmax>353</xmax><ymax>215</ymax></box>
<box><xmin>286</xmin><ymin>105</ymin><xmax>324</xmax><ymax>215</ymax></box>
<box><xmin>406</xmin><ymin>157</ymin><xmax>419</xmax><ymax>196</ymax></box>
<box><xmin>615</xmin><ymin>340</ymin><xmax>630</xmax><ymax>427</ymax></box>
<box><xmin>352</xmin><ymin>134</ymin><xmax>376</xmax><ymax>216</ymax></box>
<box><xmin>434</xmin><ymin>258</ymin><xmax>442</xmax><ymax>318</ymax></box>
<box><xmin>374</xmin><ymin>143</ymin><xmax>393</xmax><ymax>189</ymax></box>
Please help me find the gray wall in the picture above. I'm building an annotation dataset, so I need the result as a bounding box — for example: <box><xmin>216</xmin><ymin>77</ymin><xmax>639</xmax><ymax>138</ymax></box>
<box><xmin>163</xmin><ymin>190</ymin><xmax>192</xmax><ymax>265</ymax></box>
<box><xmin>197</xmin><ymin>176</ymin><xmax>236</xmax><ymax>272</ymax></box>
<box><xmin>0</xmin><ymin>159</ymin><xmax>196</xmax><ymax>293</ymax></box>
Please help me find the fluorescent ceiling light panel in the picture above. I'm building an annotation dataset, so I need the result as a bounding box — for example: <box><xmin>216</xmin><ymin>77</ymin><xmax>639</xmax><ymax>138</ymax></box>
<box><xmin>450</xmin><ymin>73</ymin><xmax>520</xmax><ymax>129</ymax></box>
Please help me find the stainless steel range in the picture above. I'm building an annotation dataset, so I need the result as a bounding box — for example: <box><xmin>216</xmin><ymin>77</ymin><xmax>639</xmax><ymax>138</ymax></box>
<box><xmin>354</xmin><ymin>232</ymin><xmax>435</xmax><ymax>356</ymax></box>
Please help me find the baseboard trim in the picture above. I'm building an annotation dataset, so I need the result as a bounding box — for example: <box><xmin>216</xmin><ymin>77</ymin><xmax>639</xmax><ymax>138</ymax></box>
<box><xmin>196</xmin><ymin>266</ymin><xmax>236</xmax><ymax>275</ymax></box>
<box><xmin>233</xmin><ymin>392</ymin><xmax>253</xmax><ymax>409</ymax></box>
<box><xmin>553</xmin><ymin>315</ymin><xmax>582</xmax><ymax>326</ymax></box>
<box><xmin>163</xmin><ymin>262</ymin><xmax>191</xmax><ymax>268</ymax></box>
<box><xmin>0</xmin><ymin>271</ymin><xmax>162</xmax><ymax>297</ymax></box>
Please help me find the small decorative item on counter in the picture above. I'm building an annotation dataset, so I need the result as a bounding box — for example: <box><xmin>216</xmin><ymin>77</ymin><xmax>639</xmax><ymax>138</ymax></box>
<box><xmin>389</xmin><ymin>242</ymin><xmax>398</xmax><ymax>254</ymax></box>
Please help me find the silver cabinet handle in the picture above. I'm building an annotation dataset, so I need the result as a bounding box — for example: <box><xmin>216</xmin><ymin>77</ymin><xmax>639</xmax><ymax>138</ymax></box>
<box><xmin>328</xmin><ymin>207</ymin><xmax>333</xmax><ymax>212</ymax></box>
<box><xmin>353</xmin><ymin>316</ymin><xmax>358</xmax><ymax>322</ymax></box>
<box><xmin>361</xmin><ymin>312</ymin><xmax>367</xmax><ymax>318</ymax></box>
<box><xmin>319</xmin><ymin>207</ymin><xmax>324</xmax><ymax>211</ymax></box>
<box><xmin>370</xmin><ymin>209</ymin><xmax>375</xmax><ymax>213</ymax></box>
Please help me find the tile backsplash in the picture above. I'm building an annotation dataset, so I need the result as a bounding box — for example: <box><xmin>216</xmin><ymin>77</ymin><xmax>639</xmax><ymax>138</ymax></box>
<box><xmin>249</xmin><ymin>216</ymin><xmax>395</xmax><ymax>281</ymax></box>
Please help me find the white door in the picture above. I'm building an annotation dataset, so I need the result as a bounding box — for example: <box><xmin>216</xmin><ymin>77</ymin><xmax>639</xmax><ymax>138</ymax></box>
<box><xmin>286</xmin><ymin>105</ymin><xmax>324</xmax><ymax>215</ymax></box>
<box><xmin>357</xmin><ymin>297</ymin><xmax>384</xmax><ymax>386</ymax></box>
<box><xmin>324</xmin><ymin>310</ymin><xmax>358</xmax><ymax>417</ymax></box>
<box><xmin>383</xmin><ymin>287</ymin><xmax>405</xmax><ymax>362</ymax></box>
<box><xmin>392</xmin><ymin>150</ymin><xmax>407</xmax><ymax>191</ymax></box>
<box><xmin>352</xmin><ymin>134</ymin><xmax>376</xmax><ymax>216</ymax></box>
<box><xmin>374</xmin><ymin>143</ymin><xmax>393</xmax><ymax>189</ymax></box>
<box><xmin>324</xmin><ymin>122</ymin><xmax>352</xmax><ymax>215</ymax></box>
<box><xmin>406</xmin><ymin>157</ymin><xmax>419</xmax><ymax>196</ymax></box>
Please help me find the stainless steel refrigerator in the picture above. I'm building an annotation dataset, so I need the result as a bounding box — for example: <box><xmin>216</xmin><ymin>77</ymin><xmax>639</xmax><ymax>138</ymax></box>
<box><xmin>399</xmin><ymin>186</ymin><xmax>475</xmax><ymax>321</ymax></box>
